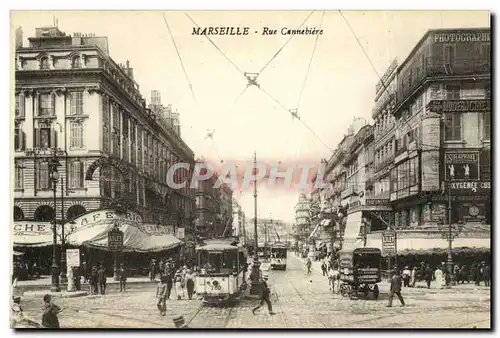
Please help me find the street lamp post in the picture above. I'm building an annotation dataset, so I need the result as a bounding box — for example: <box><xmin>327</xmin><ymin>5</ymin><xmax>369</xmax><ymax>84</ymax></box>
<box><xmin>250</xmin><ymin>151</ymin><xmax>261</xmax><ymax>295</ymax></box>
<box><xmin>59</xmin><ymin>177</ymin><xmax>67</xmax><ymax>284</ymax></box>
<box><xmin>49</xmin><ymin>155</ymin><xmax>62</xmax><ymax>292</ymax></box>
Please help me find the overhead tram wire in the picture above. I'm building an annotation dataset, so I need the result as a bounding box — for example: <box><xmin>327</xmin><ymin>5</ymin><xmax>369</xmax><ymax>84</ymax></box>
<box><xmin>257</xmin><ymin>10</ymin><xmax>316</xmax><ymax>78</ymax></box>
<box><xmin>184</xmin><ymin>11</ymin><xmax>334</xmax><ymax>155</ymax></box>
<box><xmin>162</xmin><ymin>13</ymin><xmax>198</xmax><ymax>104</ymax></box>
<box><xmin>338</xmin><ymin>10</ymin><xmax>442</xmax><ymax>152</ymax></box>
<box><xmin>259</xmin><ymin>86</ymin><xmax>335</xmax><ymax>154</ymax></box>
<box><xmin>185</xmin><ymin>12</ymin><xmax>247</xmax><ymax>77</ymax></box>
<box><xmin>296</xmin><ymin>11</ymin><xmax>325</xmax><ymax>112</ymax></box>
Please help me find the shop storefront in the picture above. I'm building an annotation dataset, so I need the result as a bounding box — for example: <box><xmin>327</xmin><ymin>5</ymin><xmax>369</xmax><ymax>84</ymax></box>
<box><xmin>13</xmin><ymin>208</ymin><xmax>183</xmax><ymax>276</ymax></box>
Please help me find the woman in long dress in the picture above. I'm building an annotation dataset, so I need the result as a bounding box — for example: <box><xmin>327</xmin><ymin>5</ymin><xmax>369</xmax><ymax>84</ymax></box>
<box><xmin>435</xmin><ymin>266</ymin><xmax>444</xmax><ymax>289</ymax></box>
<box><xmin>174</xmin><ymin>269</ymin><xmax>184</xmax><ymax>300</ymax></box>
<box><xmin>410</xmin><ymin>266</ymin><xmax>417</xmax><ymax>287</ymax></box>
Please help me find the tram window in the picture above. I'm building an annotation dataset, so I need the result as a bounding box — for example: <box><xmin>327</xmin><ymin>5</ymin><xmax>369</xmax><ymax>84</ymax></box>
<box><xmin>272</xmin><ymin>249</ymin><xmax>287</xmax><ymax>259</ymax></box>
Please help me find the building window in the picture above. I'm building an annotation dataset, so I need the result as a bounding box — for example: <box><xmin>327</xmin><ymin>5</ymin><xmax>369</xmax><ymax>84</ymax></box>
<box><xmin>15</xmin><ymin>162</ymin><xmax>23</xmax><ymax>189</ymax></box>
<box><xmin>36</xmin><ymin>160</ymin><xmax>51</xmax><ymax>190</ymax></box>
<box><xmin>34</xmin><ymin>205</ymin><xmax>55</xmax><ymax>222</ymax></box>
<box><xmin>390</xmin><ymin>168</ymin><xmax>397</xmax><ymax>192</ymax></box>
<box><xmin>70</xmin><ymin>92</ymin><xmax>84</xmax><ymax>115</ymax></box>
<box><xmin>38</xmin><ymin>93</ymin><xmax>55</xmax><ymax>116</ymax></box>
<box><xmin>66</xmin><ymin>205</ymin><xmax>86</xmax><ymax>220</ymax></box>
<box><xmin>484</xmin><ymin>111</ymin><xmax>491</xmax><ymax>140</ymax></box>
<box><xmin>70</xmin><ymin>121</ymin><xmax>84</xmax><ymax>148</ymax></box>
<box><xmin>14</xmin><ymin>206</ymin><xmax>24</xmax><ymax>221</ymax></box>
<box><xmin>40</xmin><ymin>57</ymin><xmax>50</xmax><ymax>70</ymax></box>
<box><xmin>15</xmin><ymin>94</ymin><xmax>25</xmax><ymax>117</ymax></box>
<box><xmin>443</xmin><ymin>45</ymin><xmax>455</xmax><ymax>65</ymax></box>
<box><xmin>69</xmin><ymin>160</ymin><xmax>84</xmax><ymax>188</ymax></box>
<box><xmin>444</xmin><ymin>113</ymin><xmax>462</xmax><ymax>141</ymax></box>
<box><xmin>35</xmin><ymin>127</ymin><xmax>56</xmax><ymax>149</ymax></box>
<box><xmin>71</xmin><ymin>56</ymin><xmax>82</xmax><ymax>69</ymax></box>
<box><xmin>446</xmin><ymin>84</ymin><xmax>461</xmax><ymax>100</ymax></box>
<box><xmin>14</xmin><ymin>125</ymin><xmax>26</xmax><ymax>151</ymax></box>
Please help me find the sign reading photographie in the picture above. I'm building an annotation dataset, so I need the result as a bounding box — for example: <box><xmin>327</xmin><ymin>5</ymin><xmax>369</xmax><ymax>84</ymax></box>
<box><xmin>444</xmin><ymin>151</ymin><xmax>480</xmax><ymax>180</ymax></box>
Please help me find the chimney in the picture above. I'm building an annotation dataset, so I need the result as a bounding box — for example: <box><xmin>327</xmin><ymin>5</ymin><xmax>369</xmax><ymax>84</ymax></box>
<box><xmin>15</xmin><ymin>27</ymin><xmax>23</xmax><ymax>49</ymax></box>
<box><xmin>126</xmin><ymin>60</ymin><xmax>130</xmax><ymax>69</ymax></box>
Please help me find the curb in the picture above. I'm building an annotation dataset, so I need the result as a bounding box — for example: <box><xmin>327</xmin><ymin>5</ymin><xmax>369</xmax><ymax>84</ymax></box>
<box><xmin>23</xmin><ymin>291</ymin><xmax>88</xmax><ymax>298</ymax></box>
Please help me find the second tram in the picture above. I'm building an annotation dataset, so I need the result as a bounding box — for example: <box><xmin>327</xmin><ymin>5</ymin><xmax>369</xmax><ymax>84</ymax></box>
<box><xmin>270</xmin><ymin>242</ymin><xmax>288</xmax><ymax>270</ymax></box>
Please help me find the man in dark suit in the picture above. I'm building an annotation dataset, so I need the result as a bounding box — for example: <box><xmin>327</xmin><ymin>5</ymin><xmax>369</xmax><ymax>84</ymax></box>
<box><xmin>252</xmin><ymin>276</ymin><xmax>275</xmax><ymax>315</ymax></box>
<box><xmin>387</xmin><ymin>267</ymin><xmax>405</xmax><ymax>307</ymax></box>
<box><xmin>97</xmin><ymin>265</ymin><xmax>107</xmax><ymax>295</ymax></box>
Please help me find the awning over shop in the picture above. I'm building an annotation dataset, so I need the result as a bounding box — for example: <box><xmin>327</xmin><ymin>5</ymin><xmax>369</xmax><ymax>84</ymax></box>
<box><xmin>365</xmin><ymin>233</ymin><xmax>490</xmax><ymax>256</ymax></box>
<box><xmin>341</xmin><ymin>212</ymin><xmax>364</xmax><ymax>251</ymax></box>
<box><xmin>12</xmin><ymin>222</ymin><xmax>55</xmax><ymax>247</ymax></box>
<box><xmin>69</xmin><ymin>210</ymin><xmax>182</xmax><ymax>252</ymax></box>
<box><xmin>13</xmin><ymin>209</ymin><xmax>182</xmax><ymax>252</ymax></box>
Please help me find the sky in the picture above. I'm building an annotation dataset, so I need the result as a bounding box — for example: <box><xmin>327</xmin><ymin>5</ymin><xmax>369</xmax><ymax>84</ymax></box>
<box><xmin>11</xmin><ymin>10</ymin><xmax>490</xmax><ymax>223</ymax></box>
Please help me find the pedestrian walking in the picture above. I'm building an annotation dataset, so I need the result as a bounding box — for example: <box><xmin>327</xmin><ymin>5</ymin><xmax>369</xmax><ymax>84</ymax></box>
<box><xmin>118</xmin><ymin>263</ymin><xmax>128</xmax><ymax>292</ymax></box>
<box><xmin>165</xmin><ymin>266</ymin><xmax>174</xmax><ymax>300</ymax></box>
<box><xmin>424</xmin><ymin>264</ymin><xmax>433</xmax><ymax>289</ymax></box>
<box><xmin>150</xmin><ymin>258</ymin><xmax>157</xmax><ymax>281</ymax></box>
<box><xmin>82</xmin><ymin>260</ymin><xmax>89</xmax><ymax>283</ymax></box>
<box><xmin>410</xmin><ymin>266</ymin><xmax>417</xmax><ymax>287</ymax></box>
<box><xmin>321</xmin><ymin>261</ymin><xmax>327</xmax><ymax>276</ymax></box>
<box><xmin>402</xmin><ymin>266</ymin><xmax>411</xmax><ymax>287</ymax></box>
<box><xmin>41</xmin><ymin>294</ymin><xmax>62</xmax><ymax>328</ymax></box>
<box><xmin>482</xmin><ymin>263</ymin><xmax>490</xmax><ymax>287</ymax></box>
<box><xmin>174</xmin><ymin>269</ymin><xmax>184</xmax><ymax>300</ymax></box>
<box><xmin>185</xmin><ymin>269</ymin><xmax>195</xmax><ymax>300</ymax></box>
<box><xmin>305</xmin><ymin>258</ymin><xmax>312</xmax><ymax>275</ymax></box>
<box><xmin>387</xmin><ymin>268</ymin><xmax>405</xmax><ymax>307</ymax></box>
<box><xmin>156</xmin><ymin>275</ymin><xmax>168</xmax><ymax>316</ymax></box>
<box><xmin>90</xmin><ymin>266</ymin><xmax>98</xmax><ymax>295</ymax></box>
<box><xmin>252</xmin><ymin>276</ymin><xmax>275</xmax><ymax>315</ymax></box>
<box><xmin>97</xmin><ymin>265</ymin><xmax>107</xmax><ymax>295</ymax></box>
<box><xmin>474</xmin><ymin>262</ymin><xmax>482</xmax><ymax>286</ymax></box>
<box><xmin>435</xmin><ymin>266</ymin><xmax>444</xmax><ymax>289</ymax></box>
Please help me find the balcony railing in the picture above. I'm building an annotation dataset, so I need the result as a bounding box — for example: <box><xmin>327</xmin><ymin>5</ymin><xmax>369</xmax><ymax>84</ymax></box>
<box><xmin>375</xmin><ymin>155</ymin><xmax>395</xmax><ymax>171</ymax></box>
<box><xmin>395</xmin><ymin>143</ymin><xmax>408</xmax><ymax>157</ymax></box>
<box><xmin>396</xmin><ymin>56</ymin><xmax>491</xmax><ymax>107</ymax></box>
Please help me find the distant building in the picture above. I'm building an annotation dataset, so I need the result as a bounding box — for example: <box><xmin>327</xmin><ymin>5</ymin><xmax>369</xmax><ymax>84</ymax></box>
<box><xmin>232</xmin><ymin>199</ymin><xmax>246</xmax><ymax>244</ymax></box>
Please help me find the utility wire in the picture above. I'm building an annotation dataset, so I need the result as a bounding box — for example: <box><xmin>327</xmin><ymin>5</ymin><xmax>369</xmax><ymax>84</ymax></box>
<box><xmin>185</xmin><ymin>13</ymin><xmax>246</xmax><ymax>77</ymax></box>
<box><xmin>162</xmin><ymin>13</ymin><xmax>198</xmax><ymax>104</ymax></box>
<box><xmin>338</xmin><ymin>10</ymin><xmax>442</xmax><ymax>152</ymax></box>
<box><xmin>258</xmin><ymin>10</ymin><xmax>316</xmax><ymax>77</ymax></box>
<box><xmin>259</xmin><ymin>86</ymin><xmax>335</xmax><ymax>154</ymax></box>
<box><xmin>297</xmin><ymin>10</ymin><xmax>325</xmax><ymax>112</ymax></box>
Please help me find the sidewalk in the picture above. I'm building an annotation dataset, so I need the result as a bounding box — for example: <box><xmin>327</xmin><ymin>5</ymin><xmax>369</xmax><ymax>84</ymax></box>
<box><xmin>14</xmin><ymin>275</ymin><xmax>154</xmax><ymax>294</ymax></box>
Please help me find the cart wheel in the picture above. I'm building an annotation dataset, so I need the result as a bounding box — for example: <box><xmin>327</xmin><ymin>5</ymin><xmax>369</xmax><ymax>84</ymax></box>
<box><xmin>373</xmin><ymin>284</ymin><xmax>379</xmax><ymax>300</ymax></box>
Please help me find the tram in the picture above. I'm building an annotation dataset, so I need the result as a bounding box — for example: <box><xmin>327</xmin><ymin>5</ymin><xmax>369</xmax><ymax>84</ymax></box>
<box><xmin>195</xmin><ymin>238</ymin><xmax>248</xmax><ymax>305</ymax></box>
<box><xmin>270</xmin><ymin>242</ymin><xmax>288</xmax><ymax>270</ymax></box>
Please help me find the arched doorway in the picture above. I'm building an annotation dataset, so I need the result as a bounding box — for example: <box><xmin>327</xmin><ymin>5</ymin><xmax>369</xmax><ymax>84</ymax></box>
<box><xmin>34</xmin><ymin>205</ymin><xmax>55</xmax><ymax>222</ymax></box>
<box><xmin>13</xmin><ymin>206</ymin><xmax>24</xmax><ymax>221</ymax></box>
<box><xmin>66</xmin><ymin>205</ymin><xmax>87</xmax><ymax>220</ymax></box>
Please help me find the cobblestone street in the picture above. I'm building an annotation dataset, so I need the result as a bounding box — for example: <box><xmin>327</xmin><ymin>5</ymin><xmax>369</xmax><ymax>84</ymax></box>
<box><xmin>18</xmin><ymin>255</ymin><xmax>490</xmax><ymax>329</ymax></box>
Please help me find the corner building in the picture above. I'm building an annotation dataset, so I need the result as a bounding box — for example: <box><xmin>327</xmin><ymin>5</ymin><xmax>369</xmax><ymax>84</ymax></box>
<box><xmin>14</xmin><ymin>26</ymin><xmax>196</xmax><ymax>270</ymax></box>
<box><xmin>366</xmin><ymin>28</ymin><xmax>491</xmax><ymax>265</ymax></box>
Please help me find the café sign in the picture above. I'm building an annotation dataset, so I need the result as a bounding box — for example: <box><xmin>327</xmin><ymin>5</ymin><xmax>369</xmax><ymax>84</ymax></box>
<box><xmin>427</xmin><ymin>100</ymin><xmax>490</xmax><ymax>113</ymax></box>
